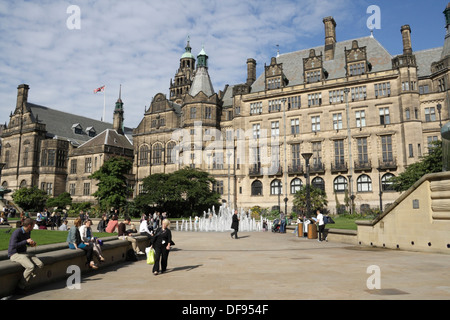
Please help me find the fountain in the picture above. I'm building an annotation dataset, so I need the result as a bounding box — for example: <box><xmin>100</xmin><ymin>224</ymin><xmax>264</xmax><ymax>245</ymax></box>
<box><xmin>176</xmin><ymin>203</ymin><xmax>272</xmax><ymax>232</ymax></box>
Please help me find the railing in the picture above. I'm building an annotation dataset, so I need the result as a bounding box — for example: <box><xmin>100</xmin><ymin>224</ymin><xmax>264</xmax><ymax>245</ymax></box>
<box><xmin>331</xmin><ymin>162</ymin><xmax>348</xmax><ymax>173</ymax></box>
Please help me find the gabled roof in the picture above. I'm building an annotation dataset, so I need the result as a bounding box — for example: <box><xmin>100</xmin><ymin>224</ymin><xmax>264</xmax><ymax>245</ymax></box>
<box><xmin>251</xmin><ymin>36</ymin><xmax>394</xmax><ymax>92</ymax></box>
<box><xmin>250</xmin><ymin>35</ymin><xmax>445</xmax><ymax>93</ymax></box>
<box><xmin>27</xmin><ymin>103</ymin><xmax>133</xmax><ymax>146</ymax></box>
<box><xmin>78</xmin><ymin>128</ymin><xmax>133</xmax><ymax>150</ymax></box>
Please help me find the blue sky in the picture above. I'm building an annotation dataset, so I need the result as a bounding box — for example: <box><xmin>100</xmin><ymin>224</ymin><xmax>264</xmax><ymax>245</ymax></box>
<box><xmin>0</xmin><ymin>0</ymin><xmax>448</xmax><ymax>129</ymax></box>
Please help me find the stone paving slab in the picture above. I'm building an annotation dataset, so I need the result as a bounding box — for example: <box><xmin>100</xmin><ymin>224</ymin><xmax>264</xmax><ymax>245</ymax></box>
<box><xmin>10</xmin><ymin>229</ymin><xmax>450</xmax><ymax>301</ymax></box>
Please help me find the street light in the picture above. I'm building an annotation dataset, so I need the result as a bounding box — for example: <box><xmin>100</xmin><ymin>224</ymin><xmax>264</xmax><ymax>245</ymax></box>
<box><xmin>437</xmin><ymin>103</ymin><xmax>443</xmax><ymax>128</ymax></box>
<box><xmin>282</xmin><ymin>98</ymin><xmax>288</xmax><ymax>216</ymax></box>
<box><xmin>302</xmin><ymin>153</ymin><xmax>313</xmax><ymax>217</ymax></box>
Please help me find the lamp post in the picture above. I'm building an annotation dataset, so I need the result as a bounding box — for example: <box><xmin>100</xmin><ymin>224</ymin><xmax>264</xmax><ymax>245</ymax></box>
<box><xmin>437</xmin><ymin>103</ymin><xmax>443</xmax><ymax>128</ymax></box>
<box><xmin>227</xmin><ymin>152</ymin><xmax>231</xmax><ymax>206</ymax></box>
<box><xmin>302</xmin><ymin>153</ymin><xmax>313</xmax><ymax>217</ymax></box>
<box><xmin>282</xmin><ymin>98</ymin><xmax>288</xmax><ymax>216</ymax></box>
<box><xmin>344</xmin><ymin>88</ymin><xmax>354</xmax><ymax>214</ymax></box>
<box><xmin>0</xmin><ymin>163</ymin><xmax>5</xmax><ymax>201</ymax></box>
<box><xmin>377</xmin><ymin>168</ymin><xmax>383</xmax><ymax>213</ymax></box>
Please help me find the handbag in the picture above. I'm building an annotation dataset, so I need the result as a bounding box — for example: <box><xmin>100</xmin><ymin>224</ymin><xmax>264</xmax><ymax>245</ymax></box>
<box><xmin>146</xmin><ymin>247</ymin><xmax>155</xmax><ymax>265</ymax></box>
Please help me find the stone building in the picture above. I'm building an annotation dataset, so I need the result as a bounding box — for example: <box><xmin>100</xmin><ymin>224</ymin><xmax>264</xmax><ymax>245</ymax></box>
<box><xmin>0</xmin><ymin>84</ymin><xmax>133</xmax><ymax>205</ymax></box>
<box><xmin>133</xmin><ymin>6</ymin><xmax>450</xmax><ymax>214</ymax></box>
<box><xmin>2</xmin><ymin>4</ymin><xmax>450</xmax><ymax>215</ymax></box>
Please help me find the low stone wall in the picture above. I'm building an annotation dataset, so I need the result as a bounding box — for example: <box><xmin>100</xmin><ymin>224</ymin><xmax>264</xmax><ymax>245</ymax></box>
<box><xmin>0</xmin><ymin>235</ymin><xmax>150</xmax><ymax>298</ymax></box>
<box><xmin>356</xmin><ymin>171</ymin><xmax>450</xmax><ymax>254</ymax></box>
<box><xmin>326</xmin><ymin>228</ymin><xmax>358</xmax><ymax>244</ymax></box>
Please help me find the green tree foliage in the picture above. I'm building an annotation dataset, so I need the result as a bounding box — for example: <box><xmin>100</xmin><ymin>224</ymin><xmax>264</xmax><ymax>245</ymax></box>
<box><xmin>293</xmin><ymin>185</ymin><xmax>328</xmax><ymax>217</ymax></box>
<box><xmin>12</xmin><ymin>187</ymin><xmax>49</xmax><ymax>212</ymax></box>
<box><xmin>46</xmin><ymin>192</ymin><xmax>72</xmax><ymax>210</ymax></box>
<box><xmin>135</xmin><ymin>167</ymin><xmax>221</xmax><ymax>217</ymax></box>
<box><xmin>89</xmin><ymin>156</ymin><xmax>133</xmax><ymax>211</ymax></box>
<box><xmin>390</xmin><ymin>140</ymin><xmax>442</xmax><ymax>192</ymax></box>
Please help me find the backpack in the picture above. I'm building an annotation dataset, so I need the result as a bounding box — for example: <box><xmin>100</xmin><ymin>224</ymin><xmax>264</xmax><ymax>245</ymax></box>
<box><xmin>324</xmin><ymin>216</ymin><xmax>335</xmax><ymax>225</ymax></box>
<box><xmin>125</xmin><ymin>249</ymin><xmax>138</xmax><ymax>261</ymax></box>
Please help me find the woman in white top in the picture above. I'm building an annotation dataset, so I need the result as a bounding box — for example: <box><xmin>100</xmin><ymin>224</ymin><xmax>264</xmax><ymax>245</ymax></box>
<box><xmin>79</xmin><ymin>219</ymin><xmax>105</xmax><ymax>262</ymax></box>
<box><xmin>139</xmin><ymin>217</ymin><xmax>153</xmax><ymax>239</ymax></box>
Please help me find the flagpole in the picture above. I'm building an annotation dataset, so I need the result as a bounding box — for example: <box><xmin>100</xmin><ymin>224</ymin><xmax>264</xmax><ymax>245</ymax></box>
<box><xmin>103</xmin><ymin>86</ymin><xmax>106</xmax><ymax>122</ymax></box>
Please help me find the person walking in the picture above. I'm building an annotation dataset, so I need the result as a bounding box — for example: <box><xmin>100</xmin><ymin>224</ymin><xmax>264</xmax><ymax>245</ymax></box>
<box><xmin>151</xmin><ymin>219</ymin><xmax>174</xmax><ymax>275</ymax></box>
<box><xmin>280</xmin><ymin>211</ymin><xmax>286</xmax><ymax>233</ymax></box>
<box><xmin>8</xmin><ymin>218</ymin><xmax>44</xmax><ymax>293</ymax></box>
<box><xmin>230</xmin><ymin>209</ymin><xmax>240</xmax><ymax>239</ymax></box>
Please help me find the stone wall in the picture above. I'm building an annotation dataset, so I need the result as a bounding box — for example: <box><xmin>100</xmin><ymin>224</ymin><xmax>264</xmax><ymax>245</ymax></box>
<box><xmin>356</xmin><ymin>171</ymin><xmax>450</xmax><ymax>254</ymax></box>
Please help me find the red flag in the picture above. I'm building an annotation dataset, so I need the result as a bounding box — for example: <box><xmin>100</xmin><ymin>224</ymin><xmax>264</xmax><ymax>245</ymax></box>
<box><xmin>94</xmin><ymin>86</ymin><xmax>105</xmax><ymax>93</ymax></box>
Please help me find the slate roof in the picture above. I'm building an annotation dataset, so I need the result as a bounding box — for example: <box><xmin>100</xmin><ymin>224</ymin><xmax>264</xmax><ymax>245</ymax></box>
<box><xmin>27</xmin><ymin>103</ymin><xmax>133</xmax><ymax>146</ymax></box>
<box><xmin>245</xmin><ymin>36</ymin><xmax>444</xmax><ymax>93</ymax></box>
<box><xmin>77</xmin><ymin>128</ymin><xmax>133</xmax><ymax>150</ymax></box>
<box><xmin>189</xmin><ymin>67</ymin><xmax>215</xmax><ymax>97</ymax></box>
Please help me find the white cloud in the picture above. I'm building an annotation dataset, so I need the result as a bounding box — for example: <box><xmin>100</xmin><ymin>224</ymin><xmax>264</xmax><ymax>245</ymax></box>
<box><xmin>0</xmin><ymin>0</ymin><xmax>445</xmax><ymax>129</ymax></box>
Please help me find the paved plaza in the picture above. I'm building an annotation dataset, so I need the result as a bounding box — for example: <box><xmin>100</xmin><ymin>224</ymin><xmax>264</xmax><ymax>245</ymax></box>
<box><xmin>12</xmin><ymin>229</ymin><xmax>450</xmax><ymax>301</ymax></box>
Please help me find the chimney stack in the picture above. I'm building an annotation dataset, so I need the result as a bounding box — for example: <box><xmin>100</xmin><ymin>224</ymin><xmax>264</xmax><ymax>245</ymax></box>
<box><xmin>246</xmin><ymin>58</ymin><xmax>257</xmax><ymax>86</ymax></box>
<box><xmin>401</xmin><ymin>25</ymin><xmax>413</xmax><ymax>55</ymax></box>
<box><xmin>323</xmin><ymin>16</ymin><xmax>337</xmax><ymax>61</ymax></box>
<box><xmin>16</xmin><ymin>84</ymin><xmax>30</xmax><ymax>114</ymax></box>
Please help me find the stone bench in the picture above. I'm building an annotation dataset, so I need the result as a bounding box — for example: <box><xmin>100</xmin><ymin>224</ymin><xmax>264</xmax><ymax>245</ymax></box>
<box><xmin>0</xmin><ymin>235</ymin><xmax>150</xmax><ymax>298</ymax></box>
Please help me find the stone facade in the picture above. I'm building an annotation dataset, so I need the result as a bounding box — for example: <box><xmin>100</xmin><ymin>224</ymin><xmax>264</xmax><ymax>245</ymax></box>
<box><xmin>0</xmin><ymin>84</ymin><xmax>133</xmax><ymax>205</ymax></box>
<box><xmin>132</xmin><ymin>8</ymin><xmax>450</xmax><ymax>214</ymax></box>
<box><xmin>2</xmin><ymin>5</ymin><xmax>450</xmax><ymax>215</ymax></box>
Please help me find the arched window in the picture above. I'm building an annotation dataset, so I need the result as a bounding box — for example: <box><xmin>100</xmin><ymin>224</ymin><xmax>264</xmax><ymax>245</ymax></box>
<box><xmin>270</xmin><ymin>179</ymin><xmax>282</xmax><ymax>195</ymax></box>
<box><xmin>333</xmin><ymin>176</ymin><xmax>348</xmax><ymax>193</ymax></box>
<box><xmin>290</xmin><ymin>178</ymin><xmax>302</xmax><ymax>194</ymax></box>
<box><xmin>381</xmin><ymin>173</ymin><xmax>395</xmax><ymax>191</ymax></box>
<box><xmin>357</xmin><ymin>174</ymin><xmax>372</xmax><ymax>192</ymax></box>
<box><xmin>20</xmin><ymin>180</ymin><xmax>27</xmax><ymax>189</ymax></box>
<box><xmin>251</xmin><ymin>180</ymin><xmax>263</xmax><ymax>196</ymax></box>
<box><xmin>152</xmin><ymin>143</ymin><xmax>163</xmax><ymax>165</ymax></box>
<box><xmin>139</xmin><ymin>145</ymin><xmax>149</xmax><ymax>166</ymax></box>
<box><xmin>312</xmin><ymin>177</ymin><xmax>325</xmax><ymax>191</ymax></box>
<box><xmin>166</xmin><ymin>141</ymin><xmax>176</xmax><ymax>164</ymax></box>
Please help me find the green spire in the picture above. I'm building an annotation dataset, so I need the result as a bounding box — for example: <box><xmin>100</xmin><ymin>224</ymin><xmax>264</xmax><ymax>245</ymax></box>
<box><xmin>197</xmin><ymin>45</ymin><xmax>208</xmax><ymax>68</ymax></box>
<box><xmin>181</xmin><ymin>36</ymin><xmax>195</xmax><ymax>59</ymax></box>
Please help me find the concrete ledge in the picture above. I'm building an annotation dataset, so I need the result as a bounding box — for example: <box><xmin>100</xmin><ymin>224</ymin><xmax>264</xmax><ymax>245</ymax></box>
<box><xmin>0</xmin><ymin>236</ymin><xmax>119</xmax><ymax>261</ymax></box>
<box><xmin>326</xmin><ymin>228</ymin><xmax>358</xmax><ymax>245</ymax></box>
<box><xmin>0</xmin><ymin>235</ymin><xmax>150</xmax><ymax>298</ymax></box>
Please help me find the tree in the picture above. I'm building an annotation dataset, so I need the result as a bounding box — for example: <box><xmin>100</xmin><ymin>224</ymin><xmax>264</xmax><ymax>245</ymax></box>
<box><xmin>89</xmin><ymin>156</ymin><xmax>133</xmax><ymax>211</ymax></box>
<box><xmin>46</xmin><ymin>192</ymin><xmax>72</xmax><ymax>210</ymax></box>
<box><xmin>293</xmin><ymin>185</ymin><xmax>328</xmax><ymax>217</ymax></box>
<box><xmin>136</xmin><ymin>167</ymin><xmax>221</xmax><ymax>217</ymax></box>
<box><xmin>12</xmin><ymin>187</ymin><xmax>49</xmax><ymax>212</ymax></box>
<box><xmin>390</xmin><ymin>140</ymin><xmax>442</xmax><ymax>192</ymax></box>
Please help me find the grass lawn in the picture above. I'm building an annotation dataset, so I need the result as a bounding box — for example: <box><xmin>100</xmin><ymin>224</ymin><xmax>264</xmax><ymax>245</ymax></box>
<box><xmin>326</xmin><ymin>215</ymin><xmax>373</xmax><ymax>230</ymax></box>
<box><xmin>0</xmin><ymin>215</ymin><xmax>373</xmax><ymax>251</ymax></box>
<box><xmin>0</xmin><ymin>228</ymin><xmax>115</xmax><ymax>251</ymax></box>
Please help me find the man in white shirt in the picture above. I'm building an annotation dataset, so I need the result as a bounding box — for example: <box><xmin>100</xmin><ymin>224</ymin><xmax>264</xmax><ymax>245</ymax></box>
<box><xmin>316</xmin><ymin>210</ymin><xmax>325</xmax><ymax>242</ymax></box>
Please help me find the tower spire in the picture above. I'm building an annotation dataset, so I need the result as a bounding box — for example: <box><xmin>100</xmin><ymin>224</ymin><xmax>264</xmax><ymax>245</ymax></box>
<box><xmin>113</xmin><ymin>84</ymin><xmax>124</xmax><ymax>135</ymax></box>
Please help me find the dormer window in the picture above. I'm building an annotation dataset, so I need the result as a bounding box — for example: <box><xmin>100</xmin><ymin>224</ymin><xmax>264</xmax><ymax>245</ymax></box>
<box><xmin>86</xmin><ymin>127</ymin><xmax>96</xmax><ymax>137</ymax></box>
<box><xmin>72</xmin><ymin>123</ymin><xmax>83</xmax><ymax>135</ymax></box>
<box><xmin>303</xmin><ymin>49</ymin><xmax>324</xmax><ymax>84</ymax></box>
<box><xmin>348</xmin><ymin>62</ymin><xmax>366</xmax><ymax>76</ymax></box>
<box><xmin>265</xmin><ymin>57</ymin><xmax>288</xmax><ymax>90</ymax></box>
